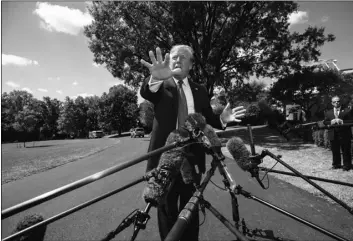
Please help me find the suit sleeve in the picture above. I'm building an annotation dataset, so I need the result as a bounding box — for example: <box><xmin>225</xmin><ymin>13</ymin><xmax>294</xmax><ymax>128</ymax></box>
<box><xmin>140</xmin><ymin>76</ymin><xmax>163</xmax><ymax>105</ymax></box>
<box><xmin>199</xmin><ymin>85</ymin><xmax>225</xmax><ymax>130</ymax></box>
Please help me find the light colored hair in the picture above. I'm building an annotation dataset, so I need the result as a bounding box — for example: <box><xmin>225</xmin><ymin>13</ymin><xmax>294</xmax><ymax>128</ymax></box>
<box><xmin>331</xmin><ymin>95</ymin><xmax>340</xmax><ymax>101</ymax></box>
<box><xmin>170</xmin><ymin>45</ymin><xmax>194</xmax><ymax>62</ymax></box>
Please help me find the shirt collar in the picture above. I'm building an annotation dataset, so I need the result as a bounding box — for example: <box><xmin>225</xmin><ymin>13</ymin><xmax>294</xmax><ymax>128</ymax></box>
<box><xmin>173</xmin><ymin>77</ymin><xmax>189</xmax><ymax>86</ymax></box>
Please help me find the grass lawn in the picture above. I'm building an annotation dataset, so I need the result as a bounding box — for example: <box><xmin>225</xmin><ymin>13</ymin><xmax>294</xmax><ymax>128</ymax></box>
<box><xmin>222</xmin><ymin>126</ymin><xmax>353</xmax><ymax>207</ymax></box>
<box><xmin>1</xmin><ymin>138</ymin><xmax>120</xmax><ymax>184</ymax></box>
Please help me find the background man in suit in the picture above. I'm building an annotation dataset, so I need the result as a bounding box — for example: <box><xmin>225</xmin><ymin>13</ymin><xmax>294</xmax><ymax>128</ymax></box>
<box><xmin>140</xmin><ymin>45</ymin><xmax>246</xmax><ymax>241</ymax></box>
<box><xmin>323</xmin><ymin>96</ymin><xmax>353</xmax><ymax>171</ymax></box>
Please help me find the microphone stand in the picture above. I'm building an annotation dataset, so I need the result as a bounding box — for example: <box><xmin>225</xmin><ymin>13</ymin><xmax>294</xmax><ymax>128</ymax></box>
<box><xmin>234</xmin><ymin>185</ymin><xmax>349</xmax><ymax>241</ymax></box>
<box><xmin>100</xmin><ymin>203</ymin><xmax>152</xmax><ymax>241</ymax></box>
<box><xmin>164</xmin><ymin>155</ymin><xmax>249</xmax><ymax>241</ymax></box>
<box><xmin>246</xmin><ymin>125</ymin><xmax>353</xmax><ymax>215</ymax></box>
<box><xmin>259</xmin><ymin>149</ymin><xmax>353</xmax><ymax>215</ymax></box>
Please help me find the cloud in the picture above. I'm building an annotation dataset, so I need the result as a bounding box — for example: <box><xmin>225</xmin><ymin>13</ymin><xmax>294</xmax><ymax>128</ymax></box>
<box><xmin>56</xmin><ymin>90</ymin><xmax>63</xmax><ymax>94</ymax></box>
<box><xmin>73</xmin><ymin>81</ymin><xmax>78</xmax><ymax>86</ymax></box>
<box><xmin>33</xmin><ymin>2</ymin><xmax>93</xmax><ymax>36</ymax></box>
<box><xmin>288</xmin><ymin>11</ymin><xmax>309</xmax><ymax>27</ymax></box>
<box><xmin>6</xmin><ymin>81</ymin><xmax>20</xmax><ymax>88</ymax></box>
<box><xmin>57</xmin><ymin>77</ymin><xmax>60</xmax><ymax>80</ymax></box>
<box><xmin>2</xmin><ymin>54</ymin><xmax>39</xmax><ymax>66</ymax></box>
<box><xmin>38</xmin><ymin>88</ymin><xmax>48</xmax><ymax>92</ymax></box>
<box><xmin>321</xmin><ymin>16</ymin><xmax>329</xmax><ymax>23</ymax></box>
<box><xmin>22</xmin><ymin>87</ymin><xmax>33</xmax><ymax>94</ymax></box>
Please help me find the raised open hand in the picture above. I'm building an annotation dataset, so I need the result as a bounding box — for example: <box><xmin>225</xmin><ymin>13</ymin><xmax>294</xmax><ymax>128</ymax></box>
<box><xmin>140</xmin><ymin>47</ymin><xmax>172</xmax><ymax>80</ymax></box>
<box><xmin>220</xmin><ymin>103</ymin><xmax>246</xmax><ymax>123</ymax></box>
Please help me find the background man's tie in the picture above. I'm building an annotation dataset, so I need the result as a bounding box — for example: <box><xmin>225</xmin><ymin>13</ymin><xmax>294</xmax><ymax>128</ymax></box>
<box><xmin>177</xmin><ymin>79</ymin><xmax>188</xmax><ymax>129</ymax></box>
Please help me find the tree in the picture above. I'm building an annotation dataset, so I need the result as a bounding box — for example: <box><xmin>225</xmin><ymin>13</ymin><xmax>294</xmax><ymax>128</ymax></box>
<box><xmin>84</xmin><ymin>1</ymin><xmax>334</xmax><ymax>96</ymax></box>
<box><xmin>57</xmin><ymin>97</ymin><xmax>77</xmax><ymax>138</ymax></box>
<box><xmin>39</xmin><ymin>97</ymin><xmax>62</xmax><ymax>139</ymax></box>
<box><xmin>228</xmin><ymin>81</ymin><xmax>268</xmax><ymax>106</ymax></box>
<box><xmin>99</xmin><ymin>85</ymin><xmax>138</xmax><ymax>135</ymax></box>
<box><xmin>74</xmin><ymin>96</ymin><xmax>89</xmax><ymax>137</ymax></box>
<box><xmin>1</xmin><ymin>90</ymin><xmax>38</xmax><ymax>143</ymax></box>
<box><xmin>85</xmin><ymin>96</ymin><xmax>101</xmax><ymax>132</ymax></box>
<box><xmin>269</xmin><ymin>69</ymin><xmax>353</xmax><ymax>120</ymax></box>
<box><xmin>12</xmin><ymin>106</ymin><xmax>41</xmax><ymax>147</ymax></box>
<box><xmin>138</xmin><ymin>100</ymin><xmax>154</xmax><ymax>132</ymax></box>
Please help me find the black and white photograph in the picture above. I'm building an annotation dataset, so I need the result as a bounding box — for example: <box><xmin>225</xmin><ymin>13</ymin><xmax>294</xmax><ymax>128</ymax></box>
<box><xmin>1</xmin><ymin>1</ymin><xmax>353</xmax><ymax>241</ymax></box>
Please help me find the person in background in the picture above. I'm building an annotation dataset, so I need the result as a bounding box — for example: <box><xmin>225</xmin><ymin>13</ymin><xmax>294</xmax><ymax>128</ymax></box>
<box><xmin>140</xmin><ymin>45</ymin><xmax>246</xmax><ymax>241</ymax></box>
<box><xmin>323</xmin><ymin>95</ymin><xmax>353</xmax><ymax>171</ymax></box>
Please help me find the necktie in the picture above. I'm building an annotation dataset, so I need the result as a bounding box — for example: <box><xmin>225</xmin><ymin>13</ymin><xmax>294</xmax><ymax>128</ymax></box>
<box><xmin>177</xmin><ymin>79</ymin><xmax>188</xmax><ymax>129</ymax></box>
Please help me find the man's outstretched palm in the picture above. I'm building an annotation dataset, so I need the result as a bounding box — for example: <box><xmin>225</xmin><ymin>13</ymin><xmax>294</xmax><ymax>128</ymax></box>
<box><xmin>141</xmin><ymin>47</ymin><xmax>178</xmax><ymax>80</ymax></box>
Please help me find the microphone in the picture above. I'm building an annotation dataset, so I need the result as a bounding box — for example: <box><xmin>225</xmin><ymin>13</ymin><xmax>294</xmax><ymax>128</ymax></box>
<box><xmin>226</xmin><ymin>137</ymin><xmax>266</xmax><ymax>188</ymax></box>
<box><xmin>142</xmin><ymin>129</ymin><xmax>189</xmax><ymax>206</ymax></box>
<box><xmin>226</xmin><ymin>137</ymin><xmax>252</xmax><ymax>171</ymax></box>
<box><xmin>184</xmin><ymin>113</ymin><xmax>224</xmax><ymax>160</ymax></box>
<box><xmin>202</xmin><ymin>124</ymin><xmax>225</xmax><ymax>161</ymax></box>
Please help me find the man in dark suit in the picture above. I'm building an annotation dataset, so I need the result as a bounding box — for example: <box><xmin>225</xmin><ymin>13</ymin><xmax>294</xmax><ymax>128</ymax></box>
<box><xmin>140</xmin><ymin>45</ymin><xmax>246</xmax><ymax>241</ymax></box>
<box><xmin>323</xmin><ymin>96</ymin><xmax>353</xmax><ymax>171</ymax></box>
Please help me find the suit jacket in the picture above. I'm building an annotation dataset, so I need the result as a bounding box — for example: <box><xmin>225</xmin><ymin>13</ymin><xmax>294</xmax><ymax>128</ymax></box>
<box><xmin>140</xmin><ymin>77</ymin><xmax>224</xmax><ymax>173</ymax></box>
<box><xmin>323</xmin><ymin>107</ymin><xmax>353</xmax><ymax>141</ymax></box>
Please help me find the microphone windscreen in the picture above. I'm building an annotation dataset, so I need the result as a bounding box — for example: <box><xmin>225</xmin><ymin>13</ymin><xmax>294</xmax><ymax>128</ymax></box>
<box><xmin>143</xmin><ymin>129</ymin><xmax>188</xmax><ymax>206</ymax></box>
<box><xmin>157</xmin><ymin>129</ymin><xmax>188</xmax><ymax>173</ymax></box>
<box><xmin>226</xmin><ymin>137</ymin><xmax>251</xmax><ymax>171</ymax></box>
<box><xmin>203</xmin><ymin>124</ymin><xmax>222</xmax><ymax>147</ymax></box>
<box><xmin>184</xmin><ymin>113</ymin><xmax>206</xmax><ymax>132</ymax></box>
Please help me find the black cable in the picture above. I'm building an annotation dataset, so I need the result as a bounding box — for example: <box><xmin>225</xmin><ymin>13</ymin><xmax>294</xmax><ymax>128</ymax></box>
<box><xmin>259</xmin><ymin>160</ymin><xmax>280</xmax><ymax>189</ymax></box>
<box><xmin>210</xmin><ymin>179</ymin><xmax>227</xmax><ymax>191</ymax></box>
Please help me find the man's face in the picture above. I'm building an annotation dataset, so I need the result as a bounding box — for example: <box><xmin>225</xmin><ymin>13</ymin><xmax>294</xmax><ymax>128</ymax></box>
<box><xmin>169</xmin><ymin>48</ymin><xmax>193</xmax><ymax>80</ymax></box>
<box><xmin>332</xmin><ymin>97</ymin><xmax>341</xmax><ymax>108</ymax></box>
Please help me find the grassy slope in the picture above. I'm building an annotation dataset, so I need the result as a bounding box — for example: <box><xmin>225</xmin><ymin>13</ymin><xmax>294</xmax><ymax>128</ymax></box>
<box><xmin>1</xmin><ymin>138</ymin><xmax>120</xmax><ymax>184</ymax></box>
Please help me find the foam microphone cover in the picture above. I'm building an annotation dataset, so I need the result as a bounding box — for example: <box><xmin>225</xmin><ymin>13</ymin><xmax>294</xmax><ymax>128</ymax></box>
<box><xmin>142</xmin><ymin>129</ymin><xmax>188</xmax><ymax>206</ymax></box>
<box><xmin>184</xmin><ymin>113</ymin><xmax>207</xmax><ymax>132</ymax></box>
<box><xmin>226</xmin><ymin>137</ymin><xmax>251</xmax><ymax>171</ymax></box>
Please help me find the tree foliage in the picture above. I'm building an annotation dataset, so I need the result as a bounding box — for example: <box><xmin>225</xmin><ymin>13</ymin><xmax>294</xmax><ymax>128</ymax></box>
<box><xmin>84</xmin><ymin>1</ymin><xmax>334</xmax><ymax>96</ymax></box>
<box><xmin>98</xmin><ymin>85</ymin><xmax>139</xmax><ymax>135</ymax></box>
<box><xmin>269</xmin><ymin>69</ymin><xmax>353</xmax><ymax>119</ymax></box>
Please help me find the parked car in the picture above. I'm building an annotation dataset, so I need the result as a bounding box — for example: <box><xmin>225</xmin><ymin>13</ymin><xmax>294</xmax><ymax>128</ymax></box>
<box><xmin>131</xmin><ymin>128</ymin><xmax>145</xmax><ymax>138</ymax></box>
<box><xmin>89</xmin><ymin>130</ymin><xmax>104</xmax><ymax>139</ymax></box>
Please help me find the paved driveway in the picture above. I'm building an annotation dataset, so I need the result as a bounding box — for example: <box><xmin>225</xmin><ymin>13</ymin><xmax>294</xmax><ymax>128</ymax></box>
<box><xmin>2</xmin><ymin>136</ymin><xmax>352</xmax><ymax>240</ymax></box>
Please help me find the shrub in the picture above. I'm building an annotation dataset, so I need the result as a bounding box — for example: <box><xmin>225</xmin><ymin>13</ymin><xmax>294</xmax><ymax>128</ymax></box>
<box><xmin>12</xmin><ymin>214</ymin><xmax>46</xmax><ymax>241</ymax></box>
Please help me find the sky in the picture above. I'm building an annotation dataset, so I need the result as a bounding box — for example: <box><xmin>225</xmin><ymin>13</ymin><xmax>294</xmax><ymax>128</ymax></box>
<box><xmin>1</xmin><ymin>1</ymin><xmax>353</xmax><ymax>104</ymax></box>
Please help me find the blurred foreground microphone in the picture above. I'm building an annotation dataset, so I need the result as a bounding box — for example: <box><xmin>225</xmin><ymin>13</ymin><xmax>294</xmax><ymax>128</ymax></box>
<box><xmin>142</xmin><ymin>129</ymin><xmax>188</xmax><ymax>206</ymax></box>
<box><xmin>184</xmin><ymin>113</ymin><xmax>224</xmax><ymax>160</ymax></box>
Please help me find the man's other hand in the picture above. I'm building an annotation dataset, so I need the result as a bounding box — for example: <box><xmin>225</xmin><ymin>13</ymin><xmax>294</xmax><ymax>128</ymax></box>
<box><xmin>220</xmin><ymin>103</ymin><xmax>246</xmax><ymax>124</ymax></box>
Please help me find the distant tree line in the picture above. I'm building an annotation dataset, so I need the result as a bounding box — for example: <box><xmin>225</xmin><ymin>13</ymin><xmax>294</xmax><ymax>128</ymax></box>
<box><xmin>1</xmin><ymin>85</ymin><xmax>140</xmax><ymax>146</ymax></box>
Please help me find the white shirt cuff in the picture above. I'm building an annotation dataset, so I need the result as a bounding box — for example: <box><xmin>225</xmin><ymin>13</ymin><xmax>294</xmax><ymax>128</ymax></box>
<box><xmin>148</xmin><ymin>76</ymin><xmax>163</xmax><ymax>93</ymax></box>
<box><xmin>220</xmin><ymin>116</ymin><xmax>227</xmax><ymax>129</ymax></box>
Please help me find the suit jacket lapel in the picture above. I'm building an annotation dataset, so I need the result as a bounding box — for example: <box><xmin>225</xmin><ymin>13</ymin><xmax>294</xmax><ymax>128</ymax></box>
<box><xmin>164</xmin><ymin>78</ymin><xmax>178</xmax><ymax>114</ymax></box>
<box><xmin>188</xmin><ymin>80</ymin><xmax>201</xmax><ymax>113</ymax></box>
